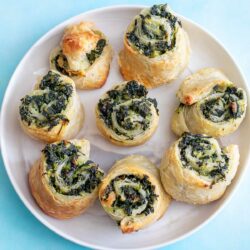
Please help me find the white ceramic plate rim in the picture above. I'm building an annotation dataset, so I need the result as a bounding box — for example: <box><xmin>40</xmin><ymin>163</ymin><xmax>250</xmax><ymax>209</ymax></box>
<box><xmin>1</xmin><ymin>5</ymin><xmax>250</xmax><ymax>250</ymax></box>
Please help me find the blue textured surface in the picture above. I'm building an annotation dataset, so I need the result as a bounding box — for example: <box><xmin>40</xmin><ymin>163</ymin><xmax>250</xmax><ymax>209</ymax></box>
<box><xmin>0</xmin><ymin>1</ymin><xmax>250</xmax><ymax>249</ymax></box>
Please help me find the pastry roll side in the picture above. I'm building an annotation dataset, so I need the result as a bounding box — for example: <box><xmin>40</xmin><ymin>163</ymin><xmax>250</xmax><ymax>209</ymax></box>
<box><xmin>160</xmin><ymin>133</ymin><xmax>239</xmax><ymax>204</ymax></box>
<box><xmin>19</xmin><ymin>70</ymin><xmax>84</xmax><ymax>143</ymax></box>
<box><xmin>119</xmin><ymin>4</ymin><xmax>190</xmax><ymax>88</ymax></box>
<box><xmin>29</xmin><ymin>139</ymin><xmax>104</xmax><ymax>219</ymax></box>
<box><xmin>172</xmin><ymin>68</ymin><xmax>247</xmax><ymax>137</ymax></box>
<box><xmin>50</xmin><ymin>22</ymin><xmax>113</xmax><ymax>89</ymax></box>
<box><xmin>99</xmin><ymin>155</ymin><xmax>171</xmax><ymax>233</ymax></box>
<box><xmin>96</xmin><ymin>81</ymin><xmax>159</xmax><ymax>146</ymax></box>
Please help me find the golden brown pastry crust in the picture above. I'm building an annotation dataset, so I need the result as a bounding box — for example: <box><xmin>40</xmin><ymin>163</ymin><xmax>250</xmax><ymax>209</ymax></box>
<box><xmin>29</xmin><ymin>139</ymin><xmax>103</xmax><ymax>219</ymax></box>
<box><xmin>99</xmin><ymin>155</ymin><xmax>171</xmax><ymax>233</ymax></box>
<box><xmin>62</xmin><ymin>22</ymin><xmax>100</xmax><ymax>58</ymax></box>
<box><xmin>50</xmin><ymin>22</ymin><xmax>113</xmax><ymax>90</ymax></box>
<box><xmin>19</xmin><ymin>71</ymin><xmax>84</xmax><ymax>143</ymax></box>
<box><xmin>177</xmin><ymin>68</ymin><xmax>229</xmax><ymax>105</ymax></box>
<box><xmin>160</xmin><ymin>135</ymin><xmax>239</xmax><ymax>204</ymax></box>
<box><xmin>119</xmin><ymin>29</ymin><xmax>190</xmax><ymax>88</ymax></box>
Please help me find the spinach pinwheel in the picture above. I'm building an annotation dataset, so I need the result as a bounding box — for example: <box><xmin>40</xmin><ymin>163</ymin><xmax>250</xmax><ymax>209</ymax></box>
<box><xmin>99</xmin><ymin>155</ymin><xmax>171</xmax><ymax>233</ymax></box>
<box><xmin>160</xmin><ymin>133</ymin><xmax>239</xmax><ymax>204</ymax></box>
<box><xmin>172</xmin><ymin>68</ymin><xmax>247</xmax><ymax>137</ymax></box>
<box><xmin>119</xmin><ymin>4</ymin><xmax>190</xmax><ymax>88</ymax></box>
<box><xmin>19</xmin><ymin>70</ymin><xmax>84</xmax><ymax>142</ymax></box>
<box><xmin>29</xmin><ymin>139</ymin><xmax>104</xmax><ymax>219</ymax></box>
<box><xmin>96</xmin><ymin>80</ymin><xmax>159</xmax><ymax>146</ymax></box>
<box><xmin>50</xmin><ymin>22</ymin><xmax>112</xmax><ymax>89</ymax></box>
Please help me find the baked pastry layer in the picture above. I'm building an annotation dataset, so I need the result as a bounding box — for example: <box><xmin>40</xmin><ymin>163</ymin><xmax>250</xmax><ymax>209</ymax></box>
<box><xmin>160</xmin><ymin>133</ymin><xmax>239</xmax><ymax>204</ymax></box>
<box><xmin>119</xmin><ymin>4</ymin><xmax>190</xmax><ymax>88</ymax></box>
<box><xmin>50</xmin><ymin>22</ymin><xmax>113</xmax><ymax>89</ymax></box>
<box><xmin>29</xmin><ymin>139</ymin><xmax>104</xmax><ymax>219</ymax></box>
<box><xmin>19</xmin><ymin>70</ymin><xmax>84</xmax><ymax>142</ymax></box>
<box><xmin>96</xmin><ymin>80</ymin><xmax>159</xmax><ymax>146</ymax></box>
<box><xmin>99</xmin><ymin>155</ymin><xmax>171</xmax><ymax>233</ymax></box>
<box><xmin>172</xmin><ymin>68</ymin><xmax>247</xmax><ymax>137</ymax></box>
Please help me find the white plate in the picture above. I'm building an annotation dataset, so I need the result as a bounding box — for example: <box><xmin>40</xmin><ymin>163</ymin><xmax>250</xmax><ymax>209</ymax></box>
<box><xmin>1</xmin><ymin>5</ymin><xmax>250</xmax><ymax>250</ymax></box>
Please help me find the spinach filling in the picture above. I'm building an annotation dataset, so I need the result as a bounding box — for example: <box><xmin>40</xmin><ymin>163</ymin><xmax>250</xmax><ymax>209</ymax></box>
<box><xmin>52</xmin><ymin>38</ymin><xmax>106</xmax><ymax>76</ymax></box>
<box><xmin>126</xmin><ymin>4</ymin><xmax>180</xmax><ymax>57</ymax></box>
<box><xmin>201</xmin><ymin>86</ymin><xmax>245</xmax><ymax>123</ymax></box>
<box><xmin>101</xmin><ymin>174</ymin><xmax>158</xmax><ymax>217</ymax></box>
<box><xmin>19</xmin><ymin>71</ymin><xmax>73</xmax><ymax>130</ymax></box>
<box><xmin>54</xmin><ymin>52</ymin><xmax>75</xmax><ymax>76</ymax></box>
<box><xmin>43</xmin><ymin>141</ymin><xmax>104</xmax><ymax>196</ymax></box>
<box><xmin>179</xmin><ymin>133</ymin><xmax>229</xmax><ymax>183</ymax></box>
<box><xmin>98</xmin><ymin>81</ymin><xmax>159</xmax><ymax>140</ymax></box>
<box><xmin>86</xmin><ymin>39</ymin><xmax>106</xmax><ymax>65</ymax></box>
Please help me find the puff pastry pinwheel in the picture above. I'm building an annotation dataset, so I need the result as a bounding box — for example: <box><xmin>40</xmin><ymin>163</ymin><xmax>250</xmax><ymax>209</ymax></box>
<box><xmin>19</xmin><ymin>70</ymin><xmax>84</xmax><ymax>143</ymax></box>
<box><xmin>96</xmin><ymin>80</ymin><xmax>159</xmax><ymax>146</ymax></box>
<box><xmin>172</xmin><ymin>68</ymin><xmax>247</xmax><ymax>137</ymax></box>
<box><xmin>29</xmin><ymin>139</ymin><xmax>104</xmax><ymax>219</ymax></box>
<box><xmin>118</xmin><ymin>4</ymin><xmax>190</xmax><ymax>88</ymax></box>
<box><xmin>160</xmin><ymin>133</ymin><xmax>239</xmax><ymax>204</ymax></box>
<box><xmin>50</xmin><ymin>21</ymin><xmax>113</xmax><ymax>89</ymax></box>
<box><xmin>99</xmin><ymin>155</ymin><xmax>171</xmax><ymax>233</ymax></box>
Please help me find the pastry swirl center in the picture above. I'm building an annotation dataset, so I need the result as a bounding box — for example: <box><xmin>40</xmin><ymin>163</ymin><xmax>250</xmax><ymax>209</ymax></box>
<box><xmin>126</xmin><ymin>4</ymin><xmax>181</xmax><ymax>57</ymax></box>
<box><xmin>201</xmin><ymin>86</ymin><xmax>245</xmax><ymax>123</ymax></box>
<box><xmin>19</xmin><ymin>71</ymin><xmax>73</xmax><ymax>130</ymax></box>
<box><xmin>43</xmin><ymin>141</ymin><xmax>103</xmax><ymax>196</ymax></box>
<box><xmin>178</xmin><ymin>133</ymin><xmax>229</xmax><ymax>182</ymax></box>
<box><xmin>98</xmin><ymin>81</ymin><xmax>158</xmax><ymax>140</ymax></box>
<box><xmin>101</xmin><ymin>174</ymin><xmax>158</xmax><ymax>217</ymax></box>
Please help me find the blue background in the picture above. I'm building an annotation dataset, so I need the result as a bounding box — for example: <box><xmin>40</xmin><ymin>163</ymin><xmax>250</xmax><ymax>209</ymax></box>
<box><xmin>0</xmin><ymin>0</ymin><xmax>249</xmax><ymax>249</ymax></box>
